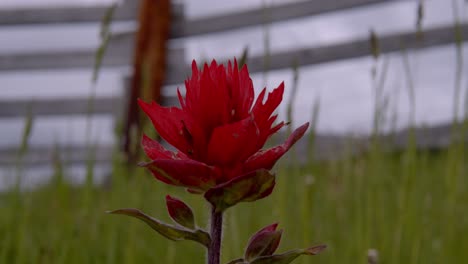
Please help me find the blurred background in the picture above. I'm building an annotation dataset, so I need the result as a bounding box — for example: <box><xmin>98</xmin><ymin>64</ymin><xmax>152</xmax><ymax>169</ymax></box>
<box><xmin>0</xmin><ymin>0</ymin><xmax>467</xmax><ymax>263</ymax></box>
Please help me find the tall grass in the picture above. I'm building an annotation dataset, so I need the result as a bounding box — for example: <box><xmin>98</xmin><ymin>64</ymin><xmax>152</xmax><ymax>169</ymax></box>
<box><xmin>1</xmin><ymin>123</ymin><xmax>467</xmax><ymax>264</ymax></box>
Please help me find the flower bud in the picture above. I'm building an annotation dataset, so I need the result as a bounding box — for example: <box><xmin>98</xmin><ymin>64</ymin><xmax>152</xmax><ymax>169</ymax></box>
<box><xmin>166</xmin><ymin>195</ymin><xmax>196</xmax><ymax>230</ymax></box>
<box><xmin>245</xmin><ymin>223</ymin><xmax>282</xmax><ymax>261</ymax></box>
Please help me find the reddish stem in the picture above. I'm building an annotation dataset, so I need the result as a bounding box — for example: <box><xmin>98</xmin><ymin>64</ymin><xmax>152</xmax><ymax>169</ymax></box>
<box><xmin>208</xmin><ymin>207</ymin><xmax>223</xmax><ymax>264</ymax></box>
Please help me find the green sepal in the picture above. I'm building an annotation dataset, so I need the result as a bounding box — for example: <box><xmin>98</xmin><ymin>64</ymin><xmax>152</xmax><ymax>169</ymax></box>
<box><xmin>107</xmin><ymin>208</ymin><xmax>211</xmax><ymax>248</ymax></box>
<box><xmin>250</xmin><ymin>245</ymin><xmax>326</xmax><ymax>264</ymax></box>
<box><xmin>205</xmin><ymin>169</ymin><xmax>275</xmax><ymax>212</ymax></box>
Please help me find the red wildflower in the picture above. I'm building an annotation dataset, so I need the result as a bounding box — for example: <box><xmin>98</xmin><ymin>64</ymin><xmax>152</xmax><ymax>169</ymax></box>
<box><xmin>138</xmin><ymin>59</ymin><xmax>308</xmax><ymax>197</ymax></box>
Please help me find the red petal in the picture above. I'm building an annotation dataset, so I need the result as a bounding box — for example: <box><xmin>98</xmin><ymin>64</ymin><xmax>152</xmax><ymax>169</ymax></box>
<box><xmin>260</xmin><ymin>223</ymin><xmax>278</xmax><ymax>232</ymax></box>
<box><xmin>269</xmin><ymin>120</ymin><xmax>285</xmax><ymax>135</ymax></box>
<box><xmin>250</xmin><ymin>83</ymin><xmax>285</xmax><ymax>149</ymax></box>
<box><xmin>252</xmin><ymin>82</ymin><xmax>284</xmax><ymax>124</ymax></box>
<box><xmin>229</xmin><ymin>61</ymin><xmax>254</xmax><ymax>121</ymax></box>
<box><xmin>184</xmin><ymin>61</ymin><xmax>230</xmax><ymax>131</ymax></box>
<box><xmin>182</xmin><ymin>61</ymin><xmax>200</xmax><ymax>116</ymax></box>
<box><xmin>138</xmin><ymin>99</ymin><xmax>191</xmax><ymax>154</ymax></box>
<box><xmin>206</xmin><ymin>115</ymin><xmax>261</xmax><ymax>166</ymax></box>
<box><xmin>141</xmin><ymin>134</ymin><xmax>187</xmax><ymax>160</ymax></box>
<box><xmin>177</xmin><ymin>88</ymin><xmax>186</xmax><ymax>109</ymax></box>
<box><xmin>257</xmin><ymin>115</ymin><xmax>285</xmax><ymax>149</ymax></box>
<box><xmin>244</xmin><ymin>122</ymin><xmax>309</xmax><ymax>172</ymax></box>
<box><xmin>202</xmin><ymin>63</ymin><xmax>230</xmax><ymax>127</ymax></box>
<box><xmin>191</xmin><ymin>60</ymin><xmax>199</xmax><ymax>80</ymax></box>
<box><xmin>140</xmin><ymin>159</ymin><xmax>217</xmax><ymax>191</ymax></box>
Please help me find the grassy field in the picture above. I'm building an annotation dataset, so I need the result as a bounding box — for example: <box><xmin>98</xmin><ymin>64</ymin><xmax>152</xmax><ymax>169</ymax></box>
<box><xmin>0</xmin><ymin>131</ymin><xmax>466</xmax><ymax>264</ymax></box>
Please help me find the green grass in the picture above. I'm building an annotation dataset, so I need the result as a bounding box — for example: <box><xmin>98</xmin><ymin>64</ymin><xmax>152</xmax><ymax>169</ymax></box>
<box><xmin>0</xmin><ymin>137</ymin><xmax>466</xmax><ymax>264</ymax></box>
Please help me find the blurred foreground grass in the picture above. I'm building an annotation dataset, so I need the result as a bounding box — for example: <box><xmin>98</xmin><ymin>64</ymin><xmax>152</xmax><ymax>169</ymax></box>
<box><xmin>0</xmin><ymin>136</ymin><xmax>466</xmax><ymax>264</ymax></box>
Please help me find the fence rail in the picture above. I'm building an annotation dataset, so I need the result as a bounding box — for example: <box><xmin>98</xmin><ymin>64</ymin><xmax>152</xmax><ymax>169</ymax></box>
<box><xmin>0</xmin><ymin>145</ymin><xmax>113</xmax><ymax>166</ymax></box>
<box><xmin>0</xmin><ymin>97</ymin><xmax>119</xmax><ymax>118</ymax></box>
<box><xmin>0</xmin><ymin>0</ymin><xmax>405</xmax><ymax>37</ymax></box>
<box><xmin>0</xmin><ymin>96</ymin><xmax>179</xmax><ymax>118</ymax></box>
<box><xmin>169</xmin><ymin>0</ymin><xmax>406</xmax><ymax>38</ymax></box>
<box><xmin>2</xmin><ymin>22</ymin><xmax>465</xmax><ymax>85</ymax></box>
<box><xmin>0</xmin><ymin>1</ymin><xmax>178</xmax><ymax>25</ymax></box>
<box><xmin>1</xmin><ymin>122</ymin><xmax>466</xmax><ymax>165</ymax></box>
<box><xmin>0</xmin><ymin>43</ymin><xmax>186</xmax><ymax>82</ymax></box>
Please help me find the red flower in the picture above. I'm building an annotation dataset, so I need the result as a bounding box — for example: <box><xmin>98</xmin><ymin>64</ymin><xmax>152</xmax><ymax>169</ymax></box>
<box><xmin>138</xmin><ymin>59</ymin><xmax>308</xmax><ymax>197</ymax></box>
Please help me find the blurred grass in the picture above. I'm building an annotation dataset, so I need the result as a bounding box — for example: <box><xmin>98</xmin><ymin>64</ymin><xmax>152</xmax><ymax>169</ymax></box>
<box><xmin>0</xmin><ymin>132</ymin><xmax>466</xmax><ymax>263</ymax></box>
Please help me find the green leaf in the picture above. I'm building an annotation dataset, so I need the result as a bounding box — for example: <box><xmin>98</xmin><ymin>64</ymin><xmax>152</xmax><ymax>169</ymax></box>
<box><xmin>369</xmin><ymin>29</ymin><xmax>380</xmax><ymax>59</ymax></box>
<box><xmin>17</xmin><ymin>102</ymin><xmax>34</xmax><ymax>159</ymax></box>
<box><xmin>204</xmin><ymin>169</ymin><xmax>275</xmax><ymax>212</ymax></box>
<box><xmin>93</xmin><ymin>3</ymin><xmax>118</xmax><ymax>83</ymax></box>
<box><xmin>238</xmin><ymin>46</ymin><xmax>249</xmax><ymax>69</ymax></box>
<box><xmin>250</xmin><ymin>245</ymin><xmax>327</xmax><ymax>264</ymax></box>
<box><xmin>107</xmin><ymin>208</ymin><xmax>211</xmax><ymax>248</ymax></box>
<box><xmin>226</xmin><ymin>259</ymin><xmax>247</xmax><ymax>264</ymax></box>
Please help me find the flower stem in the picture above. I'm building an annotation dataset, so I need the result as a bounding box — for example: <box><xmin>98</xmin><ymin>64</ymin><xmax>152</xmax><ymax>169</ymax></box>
<box><xmin>208</xmin><ymin>207</ymin><xmax>223</xmax><ymax>264</ymax></box>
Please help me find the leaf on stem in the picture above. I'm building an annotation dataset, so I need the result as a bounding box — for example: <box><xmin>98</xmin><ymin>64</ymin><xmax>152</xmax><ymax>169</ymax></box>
<box><xmin>107</xmin><ymin>208</ymin><xmax>211</xmax><ymax>247</ymax></box>
<box><xmin>250</xmin><ymin>245</ymin><xmax>327</xmax><ymax>264</ymax></box>
<box><xmin>226</xmin><ymin>258</ymin><xmax>247</xmax><ymax>264</ymax></box>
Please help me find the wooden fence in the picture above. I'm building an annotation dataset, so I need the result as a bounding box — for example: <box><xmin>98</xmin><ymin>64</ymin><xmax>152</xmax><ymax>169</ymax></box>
<box><xmin>0</xmin><ymin>0</ymin><xmax>467</xmax><ymax>166</ymax></box>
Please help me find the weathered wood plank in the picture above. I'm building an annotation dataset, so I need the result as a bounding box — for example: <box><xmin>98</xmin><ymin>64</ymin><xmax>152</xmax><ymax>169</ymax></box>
<box><xmin>0</xmin><ymin>1</ymin><xmax>183</xmax><ymax>25</ymax></box>
<box><xmin>0</xmin><ymin>35</ymin><xmax>185</xmax><ymax>72</ymax></box>
<box><xmin>0</xmin><ymin>1</ymin><xmax>137</xmax><ymax>25</ymax></box>
<box><xmin>0</xmin><ymin>0</ymin><xmax>404</xmax><ymax>35</ymax></box>
<box><xmin>0</xmin><ymin>145</ymin><xmax>113</xmax><ymax>166</ymax></box>
<box><xmin>1</xmin><ymin>122</ymin><xmax>466</xmax><ymax>165</ymax></box>
<box><xmin>0</xmin><ymin>96</ymin><xmax>179</xmax><ymax>118</ymax></box>
<box><xmin>241</xmin><ymin>23</ymin><xmax>468</xmax><ymax>77</ymax></box>
<box><xmin>170</xmin><ymin>23</ymin><xmax>468</xmax><ymax>84</ymax></box>
<box><xmin>0</xmin><ymin>97</ymin><xmax>119</xmax><ymax>118</ymax></box>
<box><xmin>1</xmin><ymin>23</ymin><xmax>466</xmax><ymax>81</ymax></box>
<box><xmin>293</xmin><ymin>122</ymin><xmax>468</xmax><ymax>161</ymax></box>
<box><xmin>170</xmin><ymin>0</ymin><xmax>406</xmax><ymax>38</ymax></box>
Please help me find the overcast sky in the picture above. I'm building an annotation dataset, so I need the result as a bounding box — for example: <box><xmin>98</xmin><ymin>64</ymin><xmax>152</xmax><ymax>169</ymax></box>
<box><xmin>1</xmin><ymin>0</ymin><xmax>467</xmax><ymax>148</ymax></box>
